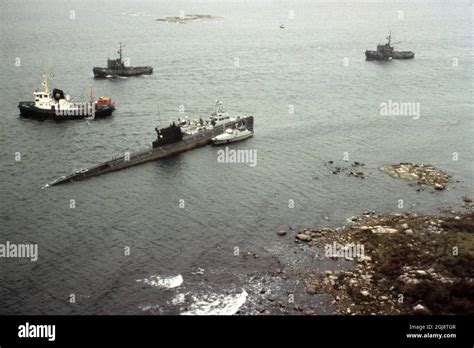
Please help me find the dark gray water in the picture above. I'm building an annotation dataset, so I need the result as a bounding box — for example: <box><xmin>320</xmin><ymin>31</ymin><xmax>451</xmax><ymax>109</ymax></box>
<box><xmin>0</xmin><ymin>0</ymin><xmax>472</xmax><ymax>314</ymax></box>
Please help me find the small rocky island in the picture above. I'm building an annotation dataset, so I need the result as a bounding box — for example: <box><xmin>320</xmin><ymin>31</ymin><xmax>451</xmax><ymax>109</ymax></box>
<box><xmin>380</xmin><ymin>163</ymin><xmax>450</xmax><ymax>190</ymax></box>
<box><xmin>156</xmin><ymin>14</ymin><xmax>223</xmax><ymax>24</ymax></box>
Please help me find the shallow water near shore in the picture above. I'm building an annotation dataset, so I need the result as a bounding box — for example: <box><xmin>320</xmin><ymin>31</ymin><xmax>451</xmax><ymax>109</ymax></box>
<box><xmin>0</xmin><ymin>0</ymin><xmax>472</xmax><ymax>314</ymax></box>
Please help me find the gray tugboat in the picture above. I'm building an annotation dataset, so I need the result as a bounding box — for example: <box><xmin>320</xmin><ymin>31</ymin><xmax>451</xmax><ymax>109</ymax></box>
<box><xmin>93</xmin><ymin>43</ymin><xmax>153</xmax><ymax>78</ymax></box>
<box><xmin>365</xmin><ymin>31</ymin><xmax>414</xmax><ymax>61</ymax></box>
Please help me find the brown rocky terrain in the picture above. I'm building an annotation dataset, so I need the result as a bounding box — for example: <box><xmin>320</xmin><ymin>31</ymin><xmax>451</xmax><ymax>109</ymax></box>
<box><xmin>281</xmin><ymin>204</ymin><xmax>473</xmax><ymax>315</ymax></box>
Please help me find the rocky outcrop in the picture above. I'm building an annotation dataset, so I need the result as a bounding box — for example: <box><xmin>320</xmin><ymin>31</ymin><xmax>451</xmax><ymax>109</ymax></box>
<box><xmin>157</xmin><ymin>14</ymin><xmax>223</xmax><ymax>23</ymax></box>
<box><xmin>298</xmin><ymin>209</ymin><xmax>474</xmax><ymax>315</ymax></box>
<box><xmin>326</xmin><ymin>161</ymin><xmax>367</xmax><ymax>179</ymax></box>
<box><xmin>379</xmin><ymin>163</ymin><xmax>449</xmax><ymax>190</ymax></box>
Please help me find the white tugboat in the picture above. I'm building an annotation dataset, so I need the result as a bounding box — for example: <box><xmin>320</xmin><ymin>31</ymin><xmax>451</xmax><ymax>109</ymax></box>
<box><xmin>212</xmin><ymin>123</ymin><xmax>253</xmax><ymax>145</ymax></box>
<box><xmin>18</xmin><ymin>75</ymin><xmax>115</xmax><ymax>120</ymax></box>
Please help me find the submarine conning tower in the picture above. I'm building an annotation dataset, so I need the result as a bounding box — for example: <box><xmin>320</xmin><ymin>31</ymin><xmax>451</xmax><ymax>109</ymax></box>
<box><xmin>152</xmin><ymin>122</ymin><xmax>184</xmax><ymax>148</ymax></box>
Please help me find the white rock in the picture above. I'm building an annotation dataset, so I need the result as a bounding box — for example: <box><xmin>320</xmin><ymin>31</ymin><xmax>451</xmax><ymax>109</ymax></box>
<box><xmin>413</xmin><ymin>304</ymin><xmax>431</xmax><ymax>314</ymax></box>
<box><xmin>372</xmin><ymin>226</ymin><xmax>398</xmax><ymax>234</ymax></box>
<box><xmin>296</xmin><ymin>233</ymin><xmax>312</xmax><ymax>242</ymax></box>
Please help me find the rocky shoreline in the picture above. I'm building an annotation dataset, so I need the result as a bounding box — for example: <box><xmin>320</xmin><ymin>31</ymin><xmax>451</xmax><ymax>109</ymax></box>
<box><xmin>266</xmin><ymin>162</ymin><xmax>474</xmax><ymax>315</ymax></box>
<box><xmin>278</xmin><ymin>201</ymin><xmax>473</xmax><ymax>315</ymax></box>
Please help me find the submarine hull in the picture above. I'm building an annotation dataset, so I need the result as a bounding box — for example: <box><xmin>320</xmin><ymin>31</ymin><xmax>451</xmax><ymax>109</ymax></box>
<box><xmin>50</xmin><ymin>116</ymin><xmax>254</xmax><ymax>185</ymax></box>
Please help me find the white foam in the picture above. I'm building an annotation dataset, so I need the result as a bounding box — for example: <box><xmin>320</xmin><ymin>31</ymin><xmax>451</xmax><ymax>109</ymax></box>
<box><xmin>181</xmin><ymin>290</ymin><xmax>248</xmax><ymax>315</ymax></box>
<box><xmin>171</xmin><ymin>292</ymin><xmax>187</xmax><ymax>305</ymax></box>
<box><xmin>137</xmin><ymin>274</ymin><xmax>183</xmax><ymax>289</ymax></box>
<box><xmin>138</xmin><ymin>304</ymin><xmax>160</xmax><ymax>312</ymax></box>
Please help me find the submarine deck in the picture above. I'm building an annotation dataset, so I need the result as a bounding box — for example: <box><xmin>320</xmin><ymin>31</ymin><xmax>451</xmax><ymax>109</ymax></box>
<box><xmin>49</xmin><ymin>116</ymin><xmax>254</xmax><ymax>186</ymax></box>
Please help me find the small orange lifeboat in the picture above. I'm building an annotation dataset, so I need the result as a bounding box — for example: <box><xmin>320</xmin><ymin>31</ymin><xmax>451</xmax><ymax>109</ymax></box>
<box><xmin>97</xmin><ymin>96</ymin><xmax>113</xmax><ymax>107</ymax></box>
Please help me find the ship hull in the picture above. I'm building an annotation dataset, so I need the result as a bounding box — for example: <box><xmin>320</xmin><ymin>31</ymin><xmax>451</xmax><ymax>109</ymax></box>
<box><xmin>93</xmin><ymin>66</ymin><xmax>153</xmax><ymax>78</ymax></box>
<box><xmin>365</xmin><ymin>50</ymin><xmax>414</xmax><ymax>60</ymax></box>
<box><xmin>365</xmin><ymin>50</ymin><xmax>389</xmax><ymax>60</ymax></box>
<box><xmin>212</xmin><ymin>132</ymin><xmax>254</xmax><ymax>145</ymax></box>
<box><xmin>18</xmin><ymin>102</ymin><xmax>115</xmax><ymax>120</ymax></box>
<box><xmin>391</xmin><ymin>51</ymin><xmax>415</xmax><ymax>59</ymax></box>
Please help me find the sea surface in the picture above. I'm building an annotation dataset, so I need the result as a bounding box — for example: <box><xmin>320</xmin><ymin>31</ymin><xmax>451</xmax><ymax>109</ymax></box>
<box><xmin>0</xmin><ymin>0</ymin><xmax>472</xmax><ymax>314</ymax></box>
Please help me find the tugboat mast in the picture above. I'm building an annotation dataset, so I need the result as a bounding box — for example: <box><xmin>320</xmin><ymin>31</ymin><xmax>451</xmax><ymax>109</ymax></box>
<box><xmin>386</xmin><ymin>30</ymin><xmax>392</xmax><ymax>46</ymax></box>
<box><xmin>42</xmin><ymin>74</ymin><xmax>49</xmax><ymax>93</ymax></box>
<box><xmin>89</xmin><ymin>84</ymin><xmax>94</xmax><ymax>104</ymax></box>
<box><xmin>118</xmin><ymin>42</ymin><xmax>122</xmax><ymax>64</ymax></box>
